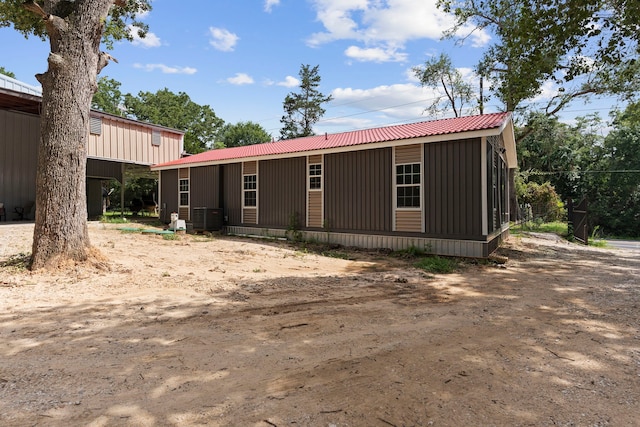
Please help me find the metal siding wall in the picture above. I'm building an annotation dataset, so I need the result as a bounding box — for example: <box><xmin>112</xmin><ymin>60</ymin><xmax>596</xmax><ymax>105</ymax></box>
<box><xmin>160</xmin><ymin>169</ymin><xmax>179</xmax><ymax>223</ymax></box>
<box><xmin>87</xmin><ymin>117</ymin><xmax>182</xmax><ymax>165</ymax></box>
<box><xmin>86</xmin><ymin>159</ymin><xmax>123</xmax><ymax>181</ymax></box>
<box><xmin>259</xmin><ymin>157</ymin><xmax>306</xmax><ymax>228</ymax></box>
<box><xmin>223</xmin><ymin>163</ymin><xmax>242</xmax><ymax>225</ymax></box>
<box><xmin>0</xmin><ymin>110</ymin><xmax>38</xmax><ymax>216</ymax></box>
<box><xmin>425</xmin><ymin>138</ymin><xmax>482</xmax><ymax>239</ymax></box>
<box><xmin>325</xmin><ymin>148</ymin><xmax>392</xmax><ymax>232</ymax></box>
<box><xmin>190</xmin><ymin>165</ymin><xmax>220</xmax><ymax>214</ymax></box>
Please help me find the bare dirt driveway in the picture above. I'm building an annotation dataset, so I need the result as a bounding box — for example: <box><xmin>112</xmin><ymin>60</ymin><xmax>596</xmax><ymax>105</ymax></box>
<box><xmin>1</xmin><ymin>222</ymin><xmax>639</xmax><ymax>427</ymax></box>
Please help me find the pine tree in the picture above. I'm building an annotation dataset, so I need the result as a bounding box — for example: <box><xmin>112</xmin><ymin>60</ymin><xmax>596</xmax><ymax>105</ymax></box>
<box><xmin>280</xmin><ymin>64</ymin><xmax>332</xmax><ymax>140</ymax></box>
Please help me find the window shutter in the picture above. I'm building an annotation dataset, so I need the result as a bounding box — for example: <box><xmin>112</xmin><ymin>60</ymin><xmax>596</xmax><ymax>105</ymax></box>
<box><xmin>90</xmin><ymin>116</ymin><xmax>102</xmax><ymax>135</ymax></box>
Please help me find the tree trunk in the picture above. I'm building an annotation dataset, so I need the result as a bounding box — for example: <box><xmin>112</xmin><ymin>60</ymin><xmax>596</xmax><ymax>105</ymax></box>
<box><xmin>30</xmin><ymin>0</ymin><xmax>114</xmax><ymax>270</ymax></box>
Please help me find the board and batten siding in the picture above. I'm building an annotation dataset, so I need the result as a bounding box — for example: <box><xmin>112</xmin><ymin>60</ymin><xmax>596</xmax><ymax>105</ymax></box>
<box><xmin>190</xmin><ymin>165</ymin><xmax>221</xmax><ymax>216</ymax></box>
<box><xmin>424</xmin><ymin>138</ymin><xmax>483</xmax><ymax>239</ymax></box>
<box><xmin>87</xmin><ymin>116</ymin><xmax>182</xmax><ymax>165</ymax></box>
<box><xmin>159</xmin><ymin>169</ymin><xmax>178</xmax><ymax>223</ymax></box>
<box><xmin>259</xmin><ymin>157</ymin><xmax>306</xmax><ymax>228</ymax></box>
<box><xmin>394</xmin><ymin>144</ymin><xmax>423</xmax><ymax>233</ymax></box>
<box><xmin>324</xmin><ymin>148</ymin><xmax>392</xmax><ymax>232</ymax></box>
<box><xmin>223</xmin><ymin>163</ymin><xmax>242</xmax><ymax>226</ymax></box>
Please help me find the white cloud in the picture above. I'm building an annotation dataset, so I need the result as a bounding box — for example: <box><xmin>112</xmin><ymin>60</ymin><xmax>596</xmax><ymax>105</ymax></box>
<box><xmin>264</xmin><ymin>0</ymin><xmax>280</xmax><ymax>12</ymax></box>
<box><xmin>209</xmin><ymin>27</ymin><xmax>239</xmax><ymax>52</ymax></box>
<box><xmin>227</xmin><ymin>73</ymin><xmax>255</xmax><ymax>85</ymax></box>
<box><xmin>306</xmin><ymin>0</ymin><xmax>490</xmax><ymax>62</ymax></box>
<box><xmin>128</xmin><ymin>25</ymin><xmax>161</xmax><ymax>48</ymax></box>
<box><xmin>329</xmin><ymin>83</ymin><xmax>430</xmax><ymax>121</ymax></box>
<box><xmin>133</xmin><ymin>63</ymin><xmax>197</xmax><ymax>75</ymax></box>
<box><xmin>277</xmin><ymin>76</ymin><xmax>299</xmax><ymax>87</ymax></box>
<box><xmin>345</xmin><ymin>46</ymin><xmax>407</xmax><ymax>63</ymax></box>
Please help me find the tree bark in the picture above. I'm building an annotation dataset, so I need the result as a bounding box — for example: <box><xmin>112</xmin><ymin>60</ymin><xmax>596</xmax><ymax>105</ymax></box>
<box><xmin>30</xmin><ymin>0</ymin><xmax>114</xmax><ymax>270</ymax></box>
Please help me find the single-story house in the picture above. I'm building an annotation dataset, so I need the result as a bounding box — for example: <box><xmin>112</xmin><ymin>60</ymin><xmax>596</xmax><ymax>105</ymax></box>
<box><xmin>0</xmin><ymin>74</ymin><xmax>185</xmax><ymax>219</ymax></box>
<box><xmin>152</xmin><ymin>112</ymin><xmax>517</xmax><ymax>258</ymax></box>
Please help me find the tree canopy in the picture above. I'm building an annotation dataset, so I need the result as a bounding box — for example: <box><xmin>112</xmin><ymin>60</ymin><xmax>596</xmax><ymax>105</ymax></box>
<box><xmin>216</xmin><ymin>121</ymin><xmax>271</xmax><ymax>148</ymax></box>
<box><xmin>91</xmin><ymin>76</ymin><xmax>124</xmax><ymax>116</ymax></box>
<box><xmin>0</xmin><ymin>66</ymin><xmax>15</xmax><ymax>78</ymax></box>
<box><xmin>413</xmin><ymin>53</ymin><xmax>477</xmax><ymax>117</ymax></box>
<box><xmin>280</xmin><ymin>64</ymin><xmax>332</xmax><ymax>140</ymax></box>
<box><xmin>124</xmin><ymin>88</ymin><xmax>224</xmax><ymax>154</ymax></box>
<box><xmin>438</xmin><ymin>0</ymin><xmax>640</xmax><ymax>113</ymax></box>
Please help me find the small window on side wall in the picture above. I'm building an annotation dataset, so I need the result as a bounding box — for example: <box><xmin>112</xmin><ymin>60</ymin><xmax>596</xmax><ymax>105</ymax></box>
<box><xmin>243</xmin><ymin>174</ymin><xmax>257</xmax><ymax>207</ymax></box>
<box><xmin>179</xmin><ymin>178</ymin><xmax>189</xmax><ymax>206</ymax></box>
<box><xmin>309</xmin><ymin>163</ymin><xmax>322</xmax><ymax>190</ymax></box>
<box><xmin>396</xmin><ymin>163</ymin><xmax>421</xmax><ymax>208</ymax></box>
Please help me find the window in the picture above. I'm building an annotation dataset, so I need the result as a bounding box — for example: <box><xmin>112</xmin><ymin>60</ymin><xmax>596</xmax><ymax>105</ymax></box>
<box><xmin>309</xmin><ymin>163</ymin><xmax>322</xmax><ymax>190</ymax></box>
<box><xmin>396</xmin><ymin>163</ymin><xmax>421</xmax><ymax>208</ymax></box>
<box><xmin>243</xmin><ymin>174</ymin><xmax>257</xmax><ymax>207</ymax></box>
<box><xmin>179</xmin><ymin>178</ymin><xmax>189</xmax><ymax>206</ymax></box>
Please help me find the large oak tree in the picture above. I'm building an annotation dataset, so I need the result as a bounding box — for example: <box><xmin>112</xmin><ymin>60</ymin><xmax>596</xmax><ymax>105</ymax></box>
<box><xmin>0</xmin><ymin>0</ymin><xmax>150</xmax><ymax>269</ymax></box>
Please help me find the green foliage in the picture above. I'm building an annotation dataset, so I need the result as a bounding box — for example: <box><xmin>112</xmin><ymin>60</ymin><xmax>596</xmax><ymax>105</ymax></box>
<box><xmin>414</xmin><ymin>256</ymin><xmax>458</xmax><ymax>274</ymax></box>
<box><xmin>438</xmin><ymin>0</ymin><xmax>640</xmax><ymax>113</ymax></box>
<box><xmin>124</xmin><ymin>88</ymin><xmax>224</xmax><ymax>154</ymax></box>
<box><xmin>286</xmin><ymin>211</ymin><xmax>303</xmax><ymax>242</ymax></box>
<box><xmin>513</xmin><ymin>221</ymin><xmax>568</xmax><ymax>236</ymax></box>
<box><xmin>0</xmin><ymin>66</ymin><xmax>15</xmax><ymax>78</ymax></box>
<box><xmin>0</xmin><ymin>1</ymin><xmax>152</xmax><ymax>49</ymax></box>
<box><xmin>412</xmin><ymin>53</ymin><xmax>477</xmax><ymax>117</ymax></box>
<box><xmin>519</xmin><ymin>181</ymin><xmax>565</xmax><ymax>222</ymax></box>
<box><xmin>217</xmin><ymin>121</ymin><xmax>271</xmax><ymax>148</ymax></box>
<box><xmin>280</xmin><ymin>64</ymin><xmax>332</xmax><ymax>140</ymax></box>
<box><xmin>92</xmin><ymin>76</ymin><xmax>124</xmax><ymax>116</ymax></box>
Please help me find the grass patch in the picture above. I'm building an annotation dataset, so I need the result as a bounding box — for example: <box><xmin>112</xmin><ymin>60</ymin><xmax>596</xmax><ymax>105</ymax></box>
<box><xmin>162</xmin><ymin>233</ymin><xmax>180</xmax><ymax>240</ymax></box>
<box><xmin>320</xmin><ymin>250</ymin><xmax>354</xmax><ymax>260</ymax></box>
<box><xmin>511</xmin><ymin>221</ymin><xmax>568</xmax><ymax>237</ymax></box>
<box><xmin>414</xmin><ymin>256</ymin><xmax>458</xmax><ymax>274</ymax></box>
<box><xmin>100</xmin><ymin>215</ymin><xmax>129</xmax><ymax>224</ymax></box>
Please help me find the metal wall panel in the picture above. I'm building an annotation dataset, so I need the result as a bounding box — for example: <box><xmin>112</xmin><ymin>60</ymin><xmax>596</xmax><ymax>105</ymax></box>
<box><xmin>0</xmin><ymin>110</ymin><xmax>38</xmax><ymax>216</ymax></box>
<box><xmin>425</xmin><ymin>138</ymin><xmax>483</xmax><ymax>239</ymax></box>
<box><xmin>223</xmin><ymin>163</ymin><xmax>242</xmax><ymax>225</ymax></box>
<box><xmin>87</xmin><ymin>116</ymin><xmax>182</xmax><ymax>165</ymax></box>
<box><xmin>258</xmin><ymin>157</ymin><xmax>306</xmax><ymax>228</ymax></box>
<box><xmin>160</xmin><ymin>169</ymin><xmax>178</xmax><ymax>223</ymax></box>
<box><xmin>190</xmin><ymin>165</ymin><xmax>221</xmax><ymax>215</ymax></box>
<box><xmin>226</xmin><ymin>226</ymin><xmax>488</xmax><ymax>258</ymax></box>
<box><xmin>325</xmin><ymin>148</ymin><xmax>392</xmax><ymax>232</ymax></box>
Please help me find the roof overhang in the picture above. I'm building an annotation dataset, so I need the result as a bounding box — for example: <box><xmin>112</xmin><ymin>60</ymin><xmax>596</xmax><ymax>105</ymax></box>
<box><xmin>0</xmin><ymin>87</ymin><xmax>41</xmax><ymax>115</ymax></box>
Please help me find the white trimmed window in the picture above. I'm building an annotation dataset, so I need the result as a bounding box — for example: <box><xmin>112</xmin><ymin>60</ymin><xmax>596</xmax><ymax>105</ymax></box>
<box><xmin>309</xmin><ymin>163</ymin><xmax>322</xmax><ymax>190</ymax></box>
<box><xmin>243</xmin><ymin>174</ymin><xmax>257</xmax><ymax>207</ymax></box>
<box><xmin>396</xmin><ymin>163</ymin><xmax>421</xmax><ymax>208</ymax></box>
<box><xmin>179</xmin><ymin>178</ymin><xmax>189</xmax><ymax>206</ymax></box>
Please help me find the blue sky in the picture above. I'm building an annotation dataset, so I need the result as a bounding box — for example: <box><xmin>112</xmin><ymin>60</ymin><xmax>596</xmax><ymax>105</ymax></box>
<box><xmin>0</xmin><ymin>0</ymin><xmax>620</xmax><ymax>139</ymax></box>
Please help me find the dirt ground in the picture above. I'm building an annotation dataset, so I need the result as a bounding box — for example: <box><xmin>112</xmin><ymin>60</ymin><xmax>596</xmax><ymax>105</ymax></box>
<box><xmin>0</xmin><ymin>221</ymin><xmax>639</xmax><ymax>427</ymax></box>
